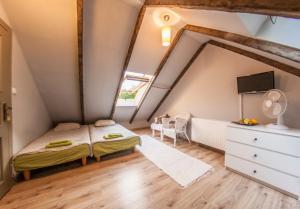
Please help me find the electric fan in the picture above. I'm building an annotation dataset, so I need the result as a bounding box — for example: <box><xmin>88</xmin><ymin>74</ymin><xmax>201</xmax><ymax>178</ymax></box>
<box><xmin>262</xmin><ymin>89</ymin><xmax>288</xmax><ymax>130</ymax></box>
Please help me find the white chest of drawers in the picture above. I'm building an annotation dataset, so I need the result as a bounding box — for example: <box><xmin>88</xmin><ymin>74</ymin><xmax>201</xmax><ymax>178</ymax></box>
<box><xmin>225</xmin><ymin>124</ymin><xmax>300</xmax><ymax>199</ymax></box>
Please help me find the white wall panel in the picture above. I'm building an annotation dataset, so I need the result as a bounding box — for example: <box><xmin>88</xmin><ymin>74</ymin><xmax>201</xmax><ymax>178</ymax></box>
<box><xmin>84</xmin><ymin>0</ymin><xmax>140</xmax><ymax>123</ymax></box>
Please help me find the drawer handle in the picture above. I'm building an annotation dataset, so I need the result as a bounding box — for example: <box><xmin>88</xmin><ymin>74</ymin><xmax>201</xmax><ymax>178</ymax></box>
<box><xmin>253</xmin><ymin>170</ymin><xmax>257</xmax><ymax>174</ymax></box>
<box><xmin>253</xmin><ymin>154</ymin><xmax>258</xmax><ymax>158</ymax></box>
<box><xmin>253</xmin><ymin>138</ymin><xmax>258</xmax><ymax>142</ymax></box>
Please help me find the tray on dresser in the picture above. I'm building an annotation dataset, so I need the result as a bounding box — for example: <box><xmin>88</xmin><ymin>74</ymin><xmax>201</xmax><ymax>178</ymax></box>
<box><xmin>231</xmin><ymin>121</ymin><xmax>258</xmax><ymax>126</ymax></box>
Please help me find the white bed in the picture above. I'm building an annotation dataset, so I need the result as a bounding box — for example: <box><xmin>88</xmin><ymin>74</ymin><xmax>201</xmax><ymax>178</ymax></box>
<box><xmin>13</xmin><ymin>125</ymin><xmax>91</xmax><ymax>180</ymax></box>
<box><xmin>89</xmin><ymin>124</ymin><xmax>141</xmax><ymax>160</ymax></box>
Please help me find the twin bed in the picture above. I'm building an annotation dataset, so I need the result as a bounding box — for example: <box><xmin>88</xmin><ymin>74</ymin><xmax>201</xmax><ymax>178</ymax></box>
<box><xmin>90</xmin><ymin>124</ymin><xmax>141</xmax><ymax>161</ymax></box>
<box><xmin>13</xmin><ymin>122</ymin><xmax>141</xmax><ymax>180</ymax></box>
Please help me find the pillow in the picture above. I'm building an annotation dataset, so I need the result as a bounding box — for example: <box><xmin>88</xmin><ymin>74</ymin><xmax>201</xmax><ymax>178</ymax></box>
<box><xmin>54</xmin><ymin>123</ymin><xmax>81</xmax><ymax>132</ymax></box>
<box><xmin>94</xmin><ymin>119</ymin><xmax>116</xmax><ymax>127</ymax></box>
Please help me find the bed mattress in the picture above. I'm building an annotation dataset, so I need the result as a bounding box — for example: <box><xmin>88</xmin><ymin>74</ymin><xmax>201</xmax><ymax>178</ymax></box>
<box><xmin>13</xmin><ymin>125</ymin><xmax>91</xmax><ymax>172</ymax></box>
<box><xmin>89</xmin><ymin>124</ymin><xmax>141</xmax><ymax>158</ymax></box>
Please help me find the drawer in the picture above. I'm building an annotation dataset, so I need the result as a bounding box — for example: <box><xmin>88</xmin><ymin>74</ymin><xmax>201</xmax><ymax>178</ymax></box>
<box><xmin>225</xmin><ymin>155</ymin><xmax>300</xmax><ymax>197</ymax></box>
<box><xmin>226</xmin><ymin>141</ymin><xmax>300</xmax><ymax>176</ymax></box>
<box><xmin>227</xmin><ymin>127</ymin><xmax>300</xmax><ymax>157</ymax></box>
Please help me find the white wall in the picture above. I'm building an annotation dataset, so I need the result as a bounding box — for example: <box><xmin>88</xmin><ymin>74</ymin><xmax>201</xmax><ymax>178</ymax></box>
<box><xmin>256</xmin><ymin>17</ymin><xmax>300</xmax><ymax>49</ymax></box>
<box><xmin>0</xmin><ymin>4</ymin><xmax>52</xmax><ymax>154</ymax></box>
<box><xmin>156</xmin><ymin>44</ymin><xmax>300</xmax><ymax>129</ymax></box>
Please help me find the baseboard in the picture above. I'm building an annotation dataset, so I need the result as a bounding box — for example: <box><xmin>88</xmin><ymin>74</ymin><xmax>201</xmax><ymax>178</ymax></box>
<box><xmin>195</xmin><ymin>142</ymin><xmax>225</xmax><ymax>154</ymax></box>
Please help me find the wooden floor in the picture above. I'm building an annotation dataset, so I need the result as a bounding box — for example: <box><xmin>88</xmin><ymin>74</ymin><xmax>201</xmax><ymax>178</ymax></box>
<box><xmin>0</xmin><ymin>129</ymin><xmax>299</xmax><ymax>209</ymax></box>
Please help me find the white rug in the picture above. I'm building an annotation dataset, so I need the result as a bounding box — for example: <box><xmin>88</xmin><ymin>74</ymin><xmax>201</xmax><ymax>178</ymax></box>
<box><xmin>137</xmin><ymin>135</ymin><xmax>213</xmax><ymax>188</ymax></box>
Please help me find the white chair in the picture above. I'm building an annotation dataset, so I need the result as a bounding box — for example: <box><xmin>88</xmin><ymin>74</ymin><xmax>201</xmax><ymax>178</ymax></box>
<box><xmin>161</xmin><ymin>117</ymin><xmax>191</xmax><ymax>147</ymax></box>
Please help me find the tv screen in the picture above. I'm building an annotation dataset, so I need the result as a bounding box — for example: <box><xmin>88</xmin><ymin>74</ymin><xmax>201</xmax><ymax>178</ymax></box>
<box><xmin>237</xmin><ymin>71</ymin><xmax>275</xmax><ymax>94</ymax></box>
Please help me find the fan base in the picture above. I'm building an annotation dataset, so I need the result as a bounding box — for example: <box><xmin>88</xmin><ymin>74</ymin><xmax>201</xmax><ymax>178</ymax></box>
<box><xmin>266</xmin><ymin>123</ymin><xmax>289</xmax><ymax>130</ymax></box>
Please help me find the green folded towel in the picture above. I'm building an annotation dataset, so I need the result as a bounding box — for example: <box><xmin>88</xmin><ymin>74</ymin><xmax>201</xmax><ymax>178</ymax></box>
<box><xmin>49</xmin><ymin>139</ymin><xmax>71</xmax><ymax>145</ymax></box>
<box><xmin>103</xmin><ymin>133</ymin><xmax>123</xmax><ymax>139</ymax></box>
<box><xmin>45</xmin><ymin>141</ymin><xmax>72</xmax><ymax>148</ymax></box>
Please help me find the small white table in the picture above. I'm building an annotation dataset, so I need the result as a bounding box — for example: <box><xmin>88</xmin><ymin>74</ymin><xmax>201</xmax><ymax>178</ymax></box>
<box><xmin>150</xmin><ymin>123</ymin><xmax>163</xmax><ymax>137</ymax></box>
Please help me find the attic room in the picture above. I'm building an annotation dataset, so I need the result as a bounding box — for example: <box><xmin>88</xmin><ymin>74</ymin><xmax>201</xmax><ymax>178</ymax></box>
<box><xmin>0</xmin><ymin>0</ymin><xmax>300</xmax><ymax>208</ymax></box>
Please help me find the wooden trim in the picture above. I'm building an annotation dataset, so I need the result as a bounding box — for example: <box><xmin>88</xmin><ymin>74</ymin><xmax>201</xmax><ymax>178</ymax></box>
<box><xmin>144</xmin><ymin>0</ymin><xmax>300</xmax><ymax>18</ymax></box>
<box><xmin>77</xmin><ymin>0</ymin><xmax>85</xmax><ymax>124</ymax></box>
<box><xmin>129</xmin><ymin>28</ymin><xmax>185</xmax><ymax>123</ymax></box>
<box><xmin>147</xmin><ymin>43</ymin><xmax>208</xmax><ymax>122</ymax></box>
<box><xmin>184</xmin><ymin>25</ymin><xmax>300</xmax><ymax>63</ymax></box>
<box><xmin>109</xmin><ymin>6</ymin><xmax>147</xmax><ymax>119</ymax></box>
<box><xmin>209</xmin><ymin>40</ymin><xmax>300</xmax><ymax>77</ymax></box>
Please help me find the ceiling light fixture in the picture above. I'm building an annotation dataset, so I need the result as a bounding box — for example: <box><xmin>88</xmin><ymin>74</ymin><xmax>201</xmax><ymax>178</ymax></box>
<box><xmin>161</xmin><ymin>26</ymin><xmax>171</xmax><ymax>47</ymax></box>
<box><xmin>163</xmin><ymin>14</ymin><xmax>170</xmax><ymax>22</ymax></box>
<box><xmin>161</xmin><ymin>14</ymin><xmax>171</xmax><ymax>47</ymax></box>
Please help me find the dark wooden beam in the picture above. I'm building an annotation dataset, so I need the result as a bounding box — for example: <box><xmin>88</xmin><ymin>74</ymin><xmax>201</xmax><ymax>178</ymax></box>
<box><xmin>77</xmin><ymin>0</ymin><xmax>85</xmax><ymax>124</ymax></box>
<box><xmin>129</xmin><ymin>28</ymin><xmax>185</xmax><ymax>123</ymax></box>
<box><xmin>184</xmin><ymin>24</ymin><xmax>300</xmax><ymax>63</ymax></box>
<box><xmin>147</xmin><ymin>42</ymin><xmax>208</xmax><ymax>122</ymax></box>
<box><xmin>209</xmin><ymin>40</ymin><xmax>300</xmax><ymax>77</ymax></box>
<box><xmin>110</xmin><ymin>6</ymin><xmax>147</xmax><ymax>119</ymax></box>
<box><xmin>144</xmin><ymin>0</ymin><xmax>300</xmax><ymax>18</ymax></box>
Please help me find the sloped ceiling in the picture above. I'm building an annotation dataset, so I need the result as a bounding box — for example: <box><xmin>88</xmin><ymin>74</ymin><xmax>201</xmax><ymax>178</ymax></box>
<box><xmin>115</xmin><ymin>7</ymin><xmax>300</xmax><ymax>124</ymax></box>
<box><xmin>83</xmin><ymin>0</ymin><xmax>140</xmax><ymax>123</ymax></box>
<box><xmin>1</xmin><ymin>0</ymin><xmax>81</xmax><ymax>123</ymax></box>
<box><xmin>113</xmin><ymin>7</ymin><xmax>267</xmax><ymax>123</ymax></box>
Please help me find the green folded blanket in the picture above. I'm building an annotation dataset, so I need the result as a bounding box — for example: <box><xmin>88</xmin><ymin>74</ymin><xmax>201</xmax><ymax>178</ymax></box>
<box><xmin>49</xmin><ymin>140</ymin><xmax>71</xmax><ymax>145</ymax></box>
<box><xmin>103</xmin><ymin>133</ymin><xmax>123</xmax><ymax>140</ymax></box>
<box><xmin>45</xmin><ymin>140</ymin><xmax>72</xmax><ymax>148</ymax></box>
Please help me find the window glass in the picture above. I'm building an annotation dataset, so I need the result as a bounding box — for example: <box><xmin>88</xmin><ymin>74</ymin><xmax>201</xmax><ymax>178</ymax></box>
<box><xmin>117</xmin><ymin>72</ymin><xmax>152</xmax><ymax>107</ymax></box>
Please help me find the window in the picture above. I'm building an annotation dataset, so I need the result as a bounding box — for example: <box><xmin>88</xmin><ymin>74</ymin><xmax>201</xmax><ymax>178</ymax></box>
<box><xmin>117</xmin><ymin>72</ymin><xmax>152</xmax><ymax>107</ymax></box>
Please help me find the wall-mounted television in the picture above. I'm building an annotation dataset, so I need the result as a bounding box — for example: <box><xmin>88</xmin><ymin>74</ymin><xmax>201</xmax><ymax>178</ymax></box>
<box><xmin>237</xmin><ymin>71</ymin><xmax>275</xmax><ymax>94</ymax></box>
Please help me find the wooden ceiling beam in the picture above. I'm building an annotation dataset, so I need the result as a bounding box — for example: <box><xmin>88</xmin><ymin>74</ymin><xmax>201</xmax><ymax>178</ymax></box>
<box><xmin>129</xmin><ymin>28</ymin><xmax>185</xmax><ymax>123</ymax></box>
<box><xmin>147</xmin><ymin>42</ymin><xmax>208</xmax><ymax>122</ymax></box>
<box><xmin>77</xmin><ymin>0</ymin><xmax>85</xmax><ymax>124</ymax></box>
<box><xmin>144</xmin><ymin>0</ymin><xmax>300</xmax><ymax>18</ymax></box>
<box><xmin>184</xmin><ymin>24</ymin><xmax>300</xmax><ymax>63</ymax></box>
<box><xmin>109</xmin><ymin>6</ymin><xmax>147</xmax><ymax>119</ymax></box>
<box><xmin>209</xmin><ymin>40</ymin><xmax>300</xmax><ymax>77</ymax></box>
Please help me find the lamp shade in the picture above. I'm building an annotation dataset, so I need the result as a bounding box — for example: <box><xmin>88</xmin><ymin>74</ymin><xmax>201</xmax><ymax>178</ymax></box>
<box><xmin>161</xmin><ymin>26</ymin><xmax>171</xmax><ymax>46</ymax></box>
